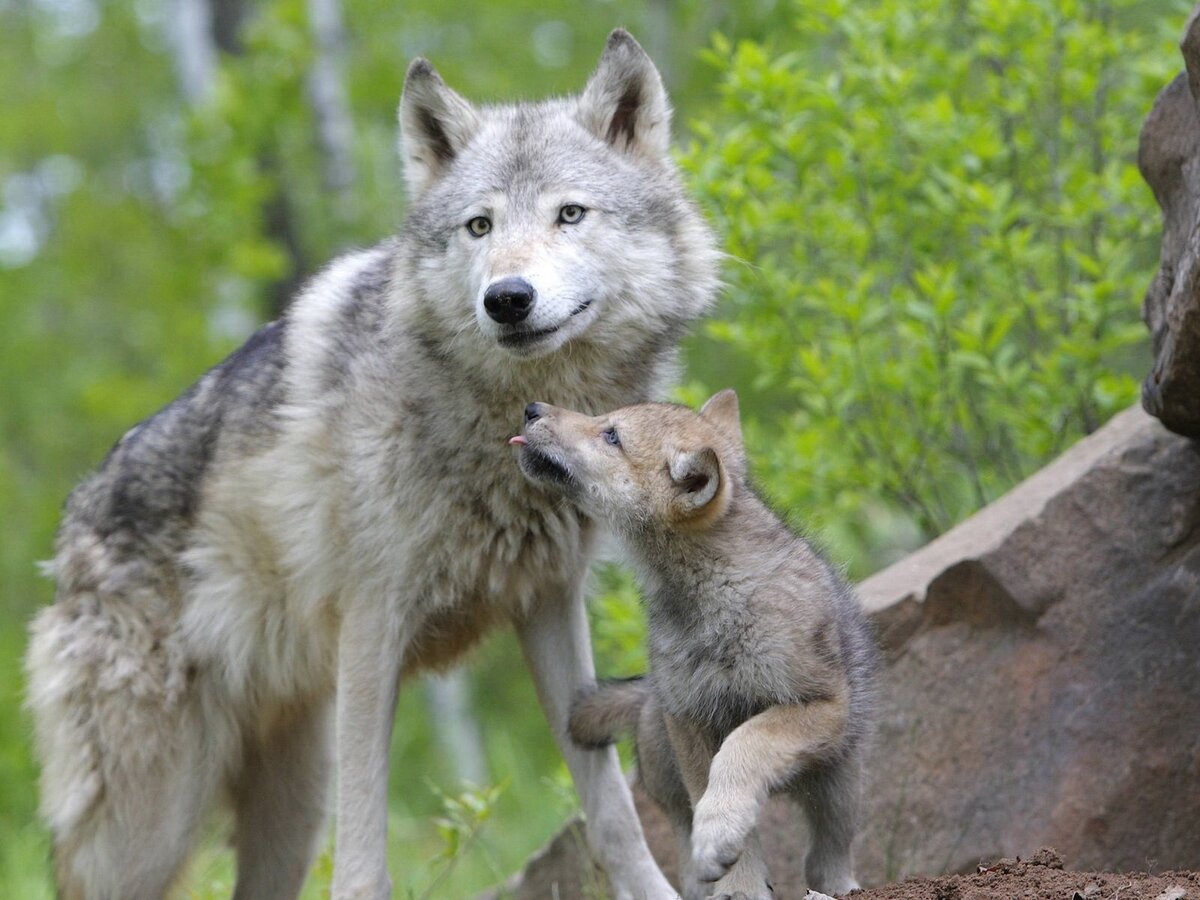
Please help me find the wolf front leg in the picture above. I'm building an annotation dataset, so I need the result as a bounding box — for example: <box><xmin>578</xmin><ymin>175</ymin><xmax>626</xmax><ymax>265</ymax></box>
<box><xmin>516</xmin><ymin>588</ymin><xmax>680</xmax><ymax>900</ymax></box>
<box><xmin>331</xmin><ymin>594</ymin><xmax>410</xmax><ymax>900</ymax></box>
<box><xmin>663</xmin><ymin>714</ymin><xmax>773</xmax><ymax>900</ymax></box>
<box><xmin>689</xmin><ymin>697</ymin><xmax>849</xmax><ymax>886</ymax></box>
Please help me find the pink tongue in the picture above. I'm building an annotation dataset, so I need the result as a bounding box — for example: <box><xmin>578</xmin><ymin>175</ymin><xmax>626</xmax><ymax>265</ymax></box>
<box><xmin>509</xmin><ymin>435</ymin><xmax>528</xmax><ymax>446</ymax></box>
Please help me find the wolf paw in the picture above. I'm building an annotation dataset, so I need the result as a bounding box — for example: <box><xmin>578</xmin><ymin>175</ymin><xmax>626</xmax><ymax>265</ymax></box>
<box><xmin>691</xmin><ymin>820</ymin><xmax>746</xmax><ymax>883</ymax></box>
<box><xmin>692</xmin><ymin>846</ymin><xmax>741</xmax><ymax>883</ymax></box>
<box><xmin>690</xmin><ymin>800</ymin><xmax>754</xmax><ymax>883</ymax></box>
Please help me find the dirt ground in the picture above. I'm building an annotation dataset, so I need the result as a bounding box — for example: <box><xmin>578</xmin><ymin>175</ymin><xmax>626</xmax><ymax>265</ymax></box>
<box><xmin>843</xmin><ymin>848</ymin><xmax>1197</xmax><ymax>900</ymax></box>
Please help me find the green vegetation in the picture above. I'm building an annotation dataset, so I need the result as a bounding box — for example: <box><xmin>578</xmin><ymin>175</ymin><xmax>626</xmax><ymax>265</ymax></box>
<box><xmin>0</xmin><ymin>0</ymin><xmax>1183</xmax><ymax>896</ymax></box>
<box><xmin>681</xmin><ymin>0</ymin><xmax>1184</xmax><ymax>572</ymax></box>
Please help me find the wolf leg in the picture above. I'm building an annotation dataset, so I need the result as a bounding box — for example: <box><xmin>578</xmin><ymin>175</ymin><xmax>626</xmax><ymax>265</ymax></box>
<box><xmin>661</xmin><ymin>716</ymin><xmax>773</xmax><ymax>900</ymax></box>
<box><xmin>516</xmin><ymin>588</ymin><xmax>679</xmax><ymax>900</ymax></box>
<box><xmin>636</xmin><ymin>702</ymin><xmax>701</xmax><ymax>899</ymax></box>
<box><xmin>26</xmin><ymin>592</ymin><xmax>225</xmax><ymax>900</ymax></box>
<box><xmin>688</xmin><ymin>697</ymin><xmax>848</xmax><ymax>885</ymax></box>
<box><xmin>796</xmin><ymin>755</ymin><xmax>862</xmax><ymax>895</ymax></box>
<box><xmin>232</xmin><ymin>699</ymin><xmax>333</xmax><ymax>900</ymax></box>
<box><xmin>331</xmin><ymin>594</ymin><xmax>410</xmax><ymax>900</ymax></box>
<box><xmin>27</xmin><ymin>595</ymin><xmax>223</xmax><ymax>900</ymax></box>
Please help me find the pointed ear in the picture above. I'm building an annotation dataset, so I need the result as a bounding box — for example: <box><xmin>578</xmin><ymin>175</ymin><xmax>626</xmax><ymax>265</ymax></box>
<box><xmin>398</xmin><ymin>59</ymin><xmax>479</xmax><ymax>197</ymax></box>
<box><xmin>577</xmin><ymin>29</ymin><xmax>671</xmax><ymax>160</ymax></box>
<box><xmin>700</xmin><ymin>389</ymin><xmax>742</xmax><ymax>442</ymax></box>
<box><xmin>668</xmin><ymin>446</ymin><xmax>723</xmax><ymax>519</ymax></box>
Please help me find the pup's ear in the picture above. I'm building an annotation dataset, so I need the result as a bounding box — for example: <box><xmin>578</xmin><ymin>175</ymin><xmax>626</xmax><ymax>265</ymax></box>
<box><xmin>399</xmin><ymin>59</ymin><xmax>479</xmax><ymax>197</ymax></box>
<box><xmin>668</xmin><ymin>446</ymin><xmax>726</xmax><ymax>523</ymax></box>
<box><xmin>699</xmin><ymin>389</ymin><xmax>742</xmax><ymax>446</ymax></box>
<box><xmin>577</xmin><ymin>29</ymin><xmax>671</xmax><ymax>160</ymax></box>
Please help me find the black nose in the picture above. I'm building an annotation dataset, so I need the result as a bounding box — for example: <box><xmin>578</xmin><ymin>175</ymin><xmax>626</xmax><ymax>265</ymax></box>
<box><xmin>524</xmin><ymin>403</ymin><xmax>543</xmax><ymax>424</ymax></box>
<box><xmin>484</xmin><ymin>277</ymin><xmax>536</xmax><ymax>325</ymax></box>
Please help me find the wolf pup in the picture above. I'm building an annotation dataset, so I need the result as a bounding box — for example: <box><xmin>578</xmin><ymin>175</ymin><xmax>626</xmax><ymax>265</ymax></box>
<box><xmin>511</xmin><ymin>391</ymin><xmax>877</xmax><ymax>900</ymax></box>
<box><xmin>25</xmin><ymin>30</ymin><xmax>717</xmax><ymax>900</ymax></box>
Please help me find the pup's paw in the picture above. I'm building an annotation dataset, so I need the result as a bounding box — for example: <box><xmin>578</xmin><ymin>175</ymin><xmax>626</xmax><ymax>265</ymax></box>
<box><xmin>690</xmin><ymin>822</ymin><xmax>744</xmax><ymax>883</ymax></box>
<box><xmin>692</xmin><ymin>845</ymin><xmax>741</xmax><ymax>884</ymax></box>
<box><xmin>690</xmin><ymin>797</ymin><xmax>755</xmax><ymax>883</ymax></box>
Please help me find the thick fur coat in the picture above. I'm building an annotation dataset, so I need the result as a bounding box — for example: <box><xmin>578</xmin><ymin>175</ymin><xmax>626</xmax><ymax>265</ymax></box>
<box><xmin>26</xmin><ymin>31</ymin><xmax>718</xmax><ymax>900</ymax></box>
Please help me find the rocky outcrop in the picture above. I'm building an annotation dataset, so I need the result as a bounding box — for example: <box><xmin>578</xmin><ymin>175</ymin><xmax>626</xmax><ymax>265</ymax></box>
<box><xmin>853</xmin><ymin>405</ymin><xmax>1200</xmax><ymax>883</ymax></box>
<box><xmin>483</xmin><ymin>406</ymin><xmax>1200</xmax><ymax>898</ymax></box>
<box><xmin>1139</xmin><ymin>7</ymin><xmax>1200</xmax><ymax>435</ymax></box>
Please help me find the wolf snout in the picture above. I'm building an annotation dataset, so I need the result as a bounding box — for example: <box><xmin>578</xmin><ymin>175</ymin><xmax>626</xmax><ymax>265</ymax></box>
<box><xmin>484</xmin><ymin>276</ymin><xmax>536</xmax><ymax>324</ymax></box>
<box><xmin>524</xmin><ymin>402</ymin><xmax>544</xmax><ymax>424</ymax></box>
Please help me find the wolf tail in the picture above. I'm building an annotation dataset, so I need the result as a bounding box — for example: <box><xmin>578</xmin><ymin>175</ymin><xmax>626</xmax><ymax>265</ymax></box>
<box><xmin>568</xmin><ymin>676</ymin><xmax>649</xmax><ymax>748</ymax></box>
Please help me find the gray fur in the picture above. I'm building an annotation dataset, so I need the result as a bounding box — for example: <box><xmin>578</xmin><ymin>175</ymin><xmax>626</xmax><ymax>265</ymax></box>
<box><xmin>613</xmin><ymin>491</ymin><xmax>876</xmax><ymax>899</ymax></box>
<box><xmin>518</xmin><ymin>397</ymin><xmax>877</xmax><ymax>899</ymax></box>
<box><xmin>26</xmin><ymin>29</ymin><xmax>717</xmax><ymax>900</ymax></box>
<box><xmin>569</xmin><ymin>676</ymin><xmax>650</xmax><ymax>748</ymax></box>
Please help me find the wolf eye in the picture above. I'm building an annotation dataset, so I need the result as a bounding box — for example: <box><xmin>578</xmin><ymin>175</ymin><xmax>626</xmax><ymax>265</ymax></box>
<box><xmin>466</xmin><ymin>216</ymin><xmax>491</xmax><ymax>237</ymax></box>
<box><xmin>558</xmin><ymin>204</ymin><xmax>586</xmax><ymax>225</ymax></box>
<box><xmin>602</xmin><ymin>427</ymin><xmax>621</xmax><ymax>447</ymax></box>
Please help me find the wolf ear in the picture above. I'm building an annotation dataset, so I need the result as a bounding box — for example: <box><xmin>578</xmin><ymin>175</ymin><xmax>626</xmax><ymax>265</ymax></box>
<box><xmin>668</xmin><ymin>446</ymin><xmax>725</xmax><ymax>522</ymax></box>
<box><xmin>399</xmin><ymin>59</ymin><xmax>480</xmax><ymax>197</ymax></box>
<box><xmin>577</xmin><ymin>29</ymin><xmax>671</xmax><ymax>160</ymax></box>
<box><xmin>699</xmin><ymin>389</ymin><xmax>742</xmax><ymax>446</ymax></box>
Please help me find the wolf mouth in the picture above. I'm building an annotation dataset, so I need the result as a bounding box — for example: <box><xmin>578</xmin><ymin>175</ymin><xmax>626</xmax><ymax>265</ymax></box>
<box><xmin>496</xmin><ymin>299</ymin><xmax>594</xmax><ymax>348</ymax></box>
<box><xmin>498</xmin><ymin>326</ymin><xmax>559</xmax><ymax>348</ymax></box>
<box><xmin>519</xmin><ymin>447</ymin><xmax>575</xmax><ymax>487</ymax></box>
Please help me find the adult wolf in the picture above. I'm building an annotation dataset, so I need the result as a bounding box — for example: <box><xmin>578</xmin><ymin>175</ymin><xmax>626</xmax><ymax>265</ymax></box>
<box><xmin>25</xmin><ymin>30</ymin><xmax>717</xmax><ymax>900</ymax></box>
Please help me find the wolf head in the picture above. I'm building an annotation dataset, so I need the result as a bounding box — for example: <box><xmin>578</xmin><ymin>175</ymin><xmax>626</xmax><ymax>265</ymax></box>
<box><xmin>511</xmin><ymin>389</ymin><xmax>746</xmax><ymax>532</ymax></box>
<box><xmin>396</xmin><ymin>30</ymin><xmax>718</xmax><ymax>363</ymax></box>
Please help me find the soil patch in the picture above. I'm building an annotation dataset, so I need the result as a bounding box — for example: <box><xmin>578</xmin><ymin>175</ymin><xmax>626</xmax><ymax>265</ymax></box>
<box><xmin>845</xmin><ymin>848</ymin><xmax>1198</xmax><ymax>900</ymax></box>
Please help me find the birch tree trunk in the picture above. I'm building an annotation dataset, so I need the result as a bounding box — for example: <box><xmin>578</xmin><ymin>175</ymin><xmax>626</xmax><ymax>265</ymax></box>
<box><xmin>425</xmin><ymin>671</ymin><xmax>489</xmax><ymax>786</ymax></box>
<box><xmin>306</xmin><ymin>0</ymin><xmax>358</xmax><ymax>210</ymax></box>
<box><xmin>167</xmin><ymin>0</ymin><xmax>218</xmax><ymax>105</ymax></box>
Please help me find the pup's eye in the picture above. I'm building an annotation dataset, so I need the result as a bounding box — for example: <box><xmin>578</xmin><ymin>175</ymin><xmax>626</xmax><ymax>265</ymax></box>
<box><xmin>466</xmin><ymin>216</ymin><xmax>492</xmax><ymax>237</ymax></box>
<box><xmin>602</xmin><ymin>427</ymin><xmax>621</xmax><ymax>447</ymax></box>
<box><xmin>558</xmin><ymin>204</ymin><xmax>586</xmax><ymax>225</ymax></box>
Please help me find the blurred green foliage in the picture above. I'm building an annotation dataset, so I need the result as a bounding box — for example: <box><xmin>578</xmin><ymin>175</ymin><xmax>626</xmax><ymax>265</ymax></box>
<box><xmin>0</xmin><ymin>0</ymin><xmax>1184</xmax><ymax>895</ymax></box>
<box><xmin>682</xmin><ymin>0</ymin><xmax>1184</xmax><ymax>571</ymax></box>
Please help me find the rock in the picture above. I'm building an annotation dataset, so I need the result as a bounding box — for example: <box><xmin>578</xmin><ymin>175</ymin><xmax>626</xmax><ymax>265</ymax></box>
<box><xmin>854</xmin><ymin>406</ymin><xmax>1200</xmax><ymax>883</ymax></box>
<box><xmin>1138</xmin><ymin>6</ymin><xmax>1200</xmax><ymax>435</ymax></box>
<box><xmin>475</xmin><ymin>817</ymin><xmax>601</xmax><ymax>900</ymax></box>
<box><xmin>481</xmin><ymin>406</ymin><xmax>1200</xmax><ymax>898</ymax></box>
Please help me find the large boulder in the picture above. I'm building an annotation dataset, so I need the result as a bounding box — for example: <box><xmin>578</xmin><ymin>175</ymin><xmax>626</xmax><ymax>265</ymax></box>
<box><xmin>483</xmin><ymin>406</ymin><xmax>1200</xmax><ymax>898</ymax></box>
<box><xmin>854</xmin><ymin>405</ymin><xmax>1200</xmax><ymax>882</ymax></box>
<box><xmin>1139</xmin><ymin>6</ymin><xmax>1200</xmax><ymax>435</ymax></box>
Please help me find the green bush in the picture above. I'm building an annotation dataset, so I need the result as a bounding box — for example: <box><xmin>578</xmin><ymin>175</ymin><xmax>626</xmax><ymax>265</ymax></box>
<box><xmin>680</xmin><ymin>0</ymin><xmax>1182</xmax><ymax>574</ymax></box>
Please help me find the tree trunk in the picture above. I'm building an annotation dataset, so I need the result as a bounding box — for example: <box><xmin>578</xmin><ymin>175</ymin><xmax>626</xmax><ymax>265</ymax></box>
<box><xmin>425</xmin><ymin>671</ymin><xmax>489</xmax><ymax>786</ymax></box>
<box><xmin>305</xmin><ymin>0</ymin><xmax>357</xmax><ymax>210</ymax></box>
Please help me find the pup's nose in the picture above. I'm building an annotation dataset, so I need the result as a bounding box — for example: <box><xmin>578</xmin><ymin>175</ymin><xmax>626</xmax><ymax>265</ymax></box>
<box><xmin>524</xmin><ymin>403</ymin><xmax>544</xmax><ymax>424</ymax></box>
<box><xmin>484</xmin><ymin>277</ymin><xmax>536</xmax><ymax>325</ymax></box>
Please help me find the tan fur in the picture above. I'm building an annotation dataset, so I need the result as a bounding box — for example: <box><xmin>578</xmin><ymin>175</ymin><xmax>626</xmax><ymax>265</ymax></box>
<box><xmin>519</xmin><ymin>391</ymin><xmax>877</xmax><ymax>900</ymax></box>
<box><xmin>515</xmin><ymin>398</ymin><xmax>745</xmax><ymax>535</ymax></box>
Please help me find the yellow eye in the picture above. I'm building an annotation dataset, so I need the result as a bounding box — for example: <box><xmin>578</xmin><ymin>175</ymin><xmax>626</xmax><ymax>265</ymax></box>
<box><xmin>466</xmin><ymin>216</ymin><xmax>491</xmax><ymax>237</ymax></box>
<box><xmin>558</xmin><ymin>204</ymin><xmax>586</xmax><ymax>225</ymax></box>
